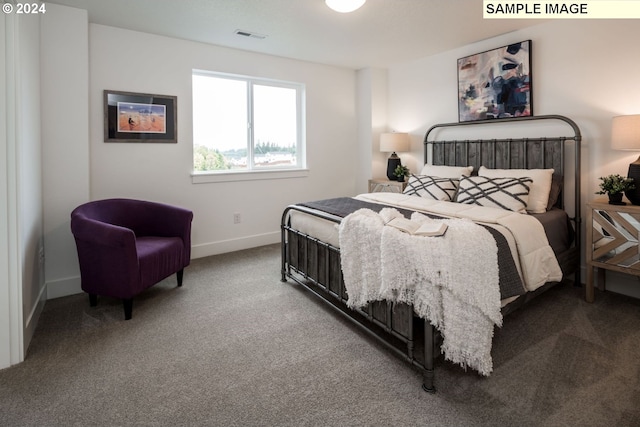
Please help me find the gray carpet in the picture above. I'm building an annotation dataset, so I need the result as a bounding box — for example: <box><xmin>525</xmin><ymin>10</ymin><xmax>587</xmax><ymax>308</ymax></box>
<box><xmin>1</xmin><ymin>243</ymin><xmax>639</xmax><ymax>426</ymax></box>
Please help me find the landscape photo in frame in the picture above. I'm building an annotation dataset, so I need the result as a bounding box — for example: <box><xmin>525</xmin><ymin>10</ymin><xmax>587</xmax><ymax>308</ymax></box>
<box><xmin>104</xmin><ymin>90</ymin><xmax>177</xmax><ymax>143</ymax></box>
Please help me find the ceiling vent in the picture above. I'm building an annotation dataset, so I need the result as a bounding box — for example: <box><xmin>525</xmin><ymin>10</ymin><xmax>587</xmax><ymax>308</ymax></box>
<box><xmin>234</xmin><ymin>30</ymin><xmax>267</xmax><ymax>40</ymax></box>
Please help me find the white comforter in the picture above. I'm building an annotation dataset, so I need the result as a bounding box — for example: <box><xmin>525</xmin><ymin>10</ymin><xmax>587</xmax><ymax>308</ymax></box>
<box><xmin>355</xmin><ymin>192</ymin><xmax>563</xmax><ymax>292</ymax></box>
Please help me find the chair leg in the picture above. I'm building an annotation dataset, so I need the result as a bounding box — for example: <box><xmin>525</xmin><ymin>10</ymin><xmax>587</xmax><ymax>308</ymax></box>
<box><xmin>123</xmin><ymin>298</ymin><xmax>133</xmax><ymax>320</ymax></box>
<box><xmin>177</xmin><ymin>269</ymin><xmax>184</xmax><ymax>287</ymax></box>
<box><xmin>89</xmin><ymin>294</ymin><xmax>97</xmax><ymax>307</ymax></box>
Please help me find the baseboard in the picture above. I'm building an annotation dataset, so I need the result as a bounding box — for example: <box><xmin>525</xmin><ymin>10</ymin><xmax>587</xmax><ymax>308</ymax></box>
<box><xmin>191</xmin><ymin>231</ymin><xmax>280</xmax><ymax>259</ymax></box>
<box><xmin>44</xmin><ymin>232</ymin><xmax>280</xmax><ymax>299</ymax></box>
<box><xmin>24</xmin><ymin>284</ymin><xmax>47</xmax><ymax>350</ymax></box>
<box><xmin>595</xmin><ymin>268</ymin><xmax>640</xmax><ymax>299</ymax></box>
<box><xmin>46</xmin><ymin>275</ymin><xmax>82</xmax><ymax>300</ymax></box>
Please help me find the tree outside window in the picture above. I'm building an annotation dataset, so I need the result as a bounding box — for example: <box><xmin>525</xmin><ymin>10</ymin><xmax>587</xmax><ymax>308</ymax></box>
<box><xmin>192</xmin><ymin>71</ymin><xmax>305</xmax><ymax>172</ymax></box>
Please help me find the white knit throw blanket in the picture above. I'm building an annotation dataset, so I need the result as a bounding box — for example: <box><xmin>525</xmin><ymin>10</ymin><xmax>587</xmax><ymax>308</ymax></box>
<box><xmin>338</xmin><ymin>208</ymin><xmax>501</xmax><ymax>376</ymax></box>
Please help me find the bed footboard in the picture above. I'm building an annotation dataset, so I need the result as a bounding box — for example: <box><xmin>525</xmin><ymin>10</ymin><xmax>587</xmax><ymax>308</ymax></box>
<box><xmin>281</xmin><ymin>205</ymin><xmax>438</xmax><ymax>392</ymax></box>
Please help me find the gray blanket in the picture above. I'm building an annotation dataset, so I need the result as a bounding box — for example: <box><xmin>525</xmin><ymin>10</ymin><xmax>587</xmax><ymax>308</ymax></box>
<box><xmin>299</xmin><ymin>197</ymin><xmax>526</xmax><ymax>299</ymax></box>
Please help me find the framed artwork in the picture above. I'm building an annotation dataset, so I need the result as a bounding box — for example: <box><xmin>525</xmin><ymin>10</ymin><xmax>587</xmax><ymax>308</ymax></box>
<box><xmin>457</xmin><ymin>40</ymin><xmax>532</xmax><ymax>123</ymax></box>
<box><xmin>104</xmin><ymin>90</ymin><xmax>177</xmax><ymax>143</ymax></box>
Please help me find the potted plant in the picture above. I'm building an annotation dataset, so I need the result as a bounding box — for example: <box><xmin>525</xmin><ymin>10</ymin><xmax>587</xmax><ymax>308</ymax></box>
<box><xmin>393</xmin><ymin>165</ymin><xmax>410</xmax><ymax>182</ymax></box>
<box><xmin>596</xmin><ymin>174</ymin><xmax>635</xmax><ymax>205</ymax></box>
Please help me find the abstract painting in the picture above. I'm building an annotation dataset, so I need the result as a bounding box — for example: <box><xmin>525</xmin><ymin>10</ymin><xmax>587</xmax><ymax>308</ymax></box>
<box><xmin>457</xmin><ymin>40</ymin><xmax>532</xmax><ymax>123</ymax></box>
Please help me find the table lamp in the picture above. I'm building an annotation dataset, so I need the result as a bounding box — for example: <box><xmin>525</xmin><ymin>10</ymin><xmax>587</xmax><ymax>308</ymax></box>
<box><xmin>380</xmin><ymin>132</ymin><xmax>409</xmax><ymax>180</ymax></box>
<box><xmin>612</xmin><ymin>114</ymin><xmax>640</xmax><ymax>205</ymax></box>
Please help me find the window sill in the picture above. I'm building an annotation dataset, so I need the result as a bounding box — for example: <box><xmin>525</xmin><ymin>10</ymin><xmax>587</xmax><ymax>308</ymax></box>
<box><xmin>191</xmin><ymin>168</ymin><xmax>309</xmax><ymax>184</ymax></box>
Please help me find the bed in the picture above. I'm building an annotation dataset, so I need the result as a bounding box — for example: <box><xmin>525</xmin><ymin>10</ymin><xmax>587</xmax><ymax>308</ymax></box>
<box><xmin>280</xmin><ymin>115</ymin><xmax>582</xmax><ymax>392</ymax></box>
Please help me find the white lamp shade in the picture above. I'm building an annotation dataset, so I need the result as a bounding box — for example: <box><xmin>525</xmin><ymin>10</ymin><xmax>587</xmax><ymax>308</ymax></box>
<box><xmin>325</xmin><ymin>0</ymin><xmax>366</xmax><ymax>13</ymax></box>
<box><xmin>611</xmin><ymin>114</ymin><xmax>640</xmax><ymax>150</ymax></box>
<box><xmin>380</xmin><ymin>132</ymin><xmax>409</xmax><ymax>153</ymax></box>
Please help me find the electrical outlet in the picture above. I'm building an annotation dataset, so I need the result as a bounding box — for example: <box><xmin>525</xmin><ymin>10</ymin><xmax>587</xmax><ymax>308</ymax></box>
<box><xmin>233</xmin><ymin>212</ymin><xmax>241</xmax><ymax>224</ymax></box>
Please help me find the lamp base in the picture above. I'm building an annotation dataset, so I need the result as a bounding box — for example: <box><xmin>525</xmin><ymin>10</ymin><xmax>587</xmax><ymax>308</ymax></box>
<box><xmin>386</xmin><ymin>153</ymin><xmax>401</xmax><ymax>181</ymax></box>
<box><xmin>625</xmin><ymin>157</ymin><xmax>640</xmax><ymax>205</ymax></box>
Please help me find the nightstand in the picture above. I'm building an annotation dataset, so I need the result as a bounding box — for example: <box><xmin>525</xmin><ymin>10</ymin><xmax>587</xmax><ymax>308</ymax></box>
<box><xmin>585</xmin><ymin>197</ymin><xmax>640</xmax><ymax>302</ymax></box>
<box><xmin>368</xmin><ymin>178</ymin><xmax>407</xmax><ymax>193</ymax></box>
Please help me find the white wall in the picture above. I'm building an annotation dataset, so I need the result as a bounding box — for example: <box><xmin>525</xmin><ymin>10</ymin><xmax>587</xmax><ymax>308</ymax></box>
<box><xmin>40</xmin><ymin>4</ymin><xmax>90</xmax><ymax>299</ymax></box>
<box><xmin>386</xmin><ymin>20</ymin><xmax>640</xmax><ymax>298</ymax></box>
<box><xmin>0</xmin><ymin>6</ymin><xmax>46</xmax><ymax>368</ymax></box>
<box><xmin>87</xmin><ymin>24</ymin><xmax>358</xmax><ymax>262</ymax></box>
<box><xmin>0</xmin><ymin>5</ymin><xmax>20</xmax><ymax>370</ymax></box>
<box><xmin>17</xmin><ymin>6</ymin><xmax>45</xmax><ymax>351</ymax></box>
<box><xmin>356</xmin><ymin>68</ymin><xmax>388</xmax><ymax>193</ymax></box>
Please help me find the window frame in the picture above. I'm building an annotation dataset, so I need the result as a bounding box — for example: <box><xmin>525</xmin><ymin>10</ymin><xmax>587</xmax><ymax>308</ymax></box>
<box><xmin>191</xmin><ymin>70</ymin><xmax>306</xmax><ymax>180</ymax></box>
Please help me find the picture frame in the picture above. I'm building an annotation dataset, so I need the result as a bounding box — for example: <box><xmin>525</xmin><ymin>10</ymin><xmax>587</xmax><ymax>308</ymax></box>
<box><xmin>457</xmin><ymin>40</ymin><xmax>532</xmax><ymax>123</ymax></box>
<box><xmin>104</xmin><ymin>90</ymin><xmax>177</xmax><ymax>143</ymax></box>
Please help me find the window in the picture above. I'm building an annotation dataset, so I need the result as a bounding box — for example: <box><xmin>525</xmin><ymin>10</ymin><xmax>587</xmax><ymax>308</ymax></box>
<box><xmin>192</xmin><ymin>71</ymin><xmax>305</xmax><ymax>174</ymax></box>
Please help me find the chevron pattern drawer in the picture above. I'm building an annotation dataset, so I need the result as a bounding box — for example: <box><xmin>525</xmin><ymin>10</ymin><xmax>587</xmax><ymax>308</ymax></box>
<box><xmin>586</xmin><ymin>197</ymin><xmax>640</xmax><ymax>302</ymax></box>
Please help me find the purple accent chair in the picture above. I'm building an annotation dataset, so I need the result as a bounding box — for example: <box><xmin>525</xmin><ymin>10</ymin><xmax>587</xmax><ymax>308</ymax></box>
<box><xmin>70</xmin><ymin>198</ymin><xmax>193</xmax><ymax>320</ymax></box>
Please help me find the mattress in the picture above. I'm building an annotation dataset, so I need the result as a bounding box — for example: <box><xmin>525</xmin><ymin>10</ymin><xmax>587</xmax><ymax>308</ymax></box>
<box><xmin>286</xmin><ymin>192</ymin><xmax>568</xmax><ymax>301</ymax></box>
<box><xmin>289</xmin><ymin>193</ymin><xmax>571</xmax><ymax>257</ymax></box>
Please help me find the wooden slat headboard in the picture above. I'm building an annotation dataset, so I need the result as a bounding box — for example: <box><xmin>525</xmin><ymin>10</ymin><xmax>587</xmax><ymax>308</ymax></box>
<box><xmin>428</xmin><ymin>137</ymin><xmax>566</xmax><ymax>178</ymax></box>
<box><xmin>423</xmin><ymin>115</ymin><xmax>582</xmax><ymax>271</ymax></box>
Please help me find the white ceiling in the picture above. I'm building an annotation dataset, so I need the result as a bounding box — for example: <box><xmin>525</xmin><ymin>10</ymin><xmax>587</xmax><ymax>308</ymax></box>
<box><xmin>46</xmin><ymin>0</ymin><xmax>544</xmax><ymax>69</ymax></box>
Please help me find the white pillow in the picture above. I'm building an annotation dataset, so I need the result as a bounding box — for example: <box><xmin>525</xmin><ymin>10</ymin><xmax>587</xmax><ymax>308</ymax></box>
<box><xmin>419</xmin><ymin>164</ymin><xmax>473</xmax><ymax>179</ymax></box>
<box><xmin>478</xmin><ymin>166</ymin><xmax>553</xmax><ymax>214</ymax></box>
<box><xmin>456</xmin><ymin>176</ymin><xmax>533</xmax><ymax>214</ymax></box>
<box><xmin>403</xmin><ymin>175</ymin><xmax>459</xmax><ymax>201</ymax></box>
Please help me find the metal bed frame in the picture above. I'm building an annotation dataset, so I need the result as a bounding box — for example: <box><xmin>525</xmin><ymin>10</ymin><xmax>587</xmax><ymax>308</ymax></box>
<box><xmin>280</xmin><ymin>115</ymin><xmax>582</xmax><ymax>393</ymax></box>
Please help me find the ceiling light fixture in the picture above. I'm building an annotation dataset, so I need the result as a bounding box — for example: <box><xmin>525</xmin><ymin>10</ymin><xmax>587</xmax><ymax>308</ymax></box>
<box><xmin>325</xmin><ymin>0</ymin><xmax>366</xmax><ymax>13</ymax></box>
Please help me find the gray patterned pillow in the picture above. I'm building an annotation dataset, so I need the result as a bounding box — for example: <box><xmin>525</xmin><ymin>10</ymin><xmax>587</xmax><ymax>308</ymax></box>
<box><xmin>403</xmin><ymin>175</ymin><xmax>459</xmax><ymax>201</ymax></box>
<box><xmin>455</xmin><ymin>176</ymin><xmax>533</xmax><ymax>213</ymax></box>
